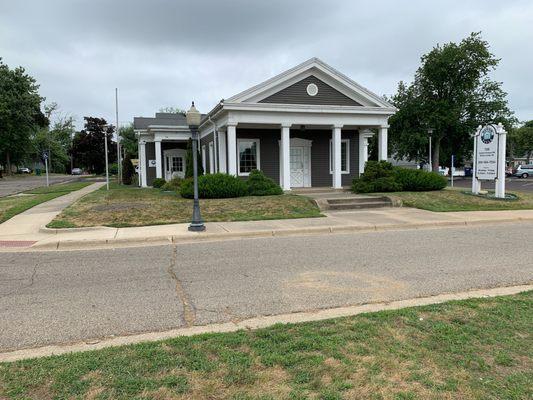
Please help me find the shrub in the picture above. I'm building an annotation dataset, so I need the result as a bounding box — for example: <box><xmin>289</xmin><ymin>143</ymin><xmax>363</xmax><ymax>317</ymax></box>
<box><xmin>352</xmin><ymin>160</ymin><xmax>447</xmax><ymax>193</ymax></box>
<box><xmin>122</xmin><ymin>154</ymin><xmax>135</xmax><ymax>185</ymax></box>
<box><xmin>394</xmin><ymin>168</ymin><xmax>447</xmax><ymax>191</ymax></box>
<box><xmin>152</xmin><ymin>178</ymin><xmax>166</xmax><ymax>188</ymax></box>
<box><xmin>352</xmin><ymin>161</ymin><xmax>402</xmax><ymax>193</ymax></box>
<box><xmin>161</xmin><ymin>177</ymin><xmax>182</xmax><ymax>192</ymax></box>
<box><xmin>246</xmin><ymin>170</ymin><xmax>283</xmax><ymax>196</ymax></box>
<box><xmin>180</xmin><ymin>173</ymin><xmax>248</xmax><ymax>199</ymax></box>
<box><xmin>109</xmin><ymin>162</ymin><xmax>118</xmax><ymax>175</ymax></box>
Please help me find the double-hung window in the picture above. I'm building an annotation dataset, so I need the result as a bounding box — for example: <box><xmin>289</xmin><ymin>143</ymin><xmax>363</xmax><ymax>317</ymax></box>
<box><xmin>329</xmin><ymin>139</ymin><xmax>350</xmax><ymax>174</ymax></box>
<box><xmin>237</xmin><ymin>139</ymin><xmax>260</xmax><ymax>176</ymax></box>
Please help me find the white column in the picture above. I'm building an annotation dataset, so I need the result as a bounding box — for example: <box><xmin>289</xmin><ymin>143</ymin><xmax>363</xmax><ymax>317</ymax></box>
<box><xmin>139</xmin><ymin>141</ymin><xmax>147</xmax><ymax>187</ymax></box>
<box><xmin>218</xmin><ymin>131</ymin><xmax>227</xmax><ymax>173</ymax></box>
<box><xmin>358</xmin><ymin>129</ymin><xmax>373</xmax><ymax>176</ymax></box>
<box><xmin>332</xmin><ymin>125</ymin><xmax>342</xmax><ymax>188</ymax></box>
<box><xmin>281</xmin><ymin>124</ymin><xmax>291</xmax><ymax>190</ymax></box>
<box><xmin>154</xmin><ymin>139</ymin><xmax>162</xmax><ymax>179</ymax></box>
<box><xmin>472</xmin><ymin>125</ymin><xmax>481</xmax><ymax>194</ymax></box>
<box><xmin>495</xmin><ymin>123</ymin><xmax>507</xmax><ymax>198</ymax></box>
<box><xmin>227</xmin><ymin>124</ymin><xmax>237</xmax><ymax>176</ymax></box>
<box><xmin>378</xmin><ymin>125</ymin><xmax>389</xmax><ymax>161</ymax></box>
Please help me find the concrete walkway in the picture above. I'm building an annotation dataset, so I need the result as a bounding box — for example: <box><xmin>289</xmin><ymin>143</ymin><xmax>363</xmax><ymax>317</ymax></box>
<box><xmin>2</xmin><ymin>204</ymin><xmax>532</xmax><ymax>251</ymax></box>
<box><xmin>0</xmin><ymin>182</ymin><xmax>105</xmax><ymax>243</ymax></box>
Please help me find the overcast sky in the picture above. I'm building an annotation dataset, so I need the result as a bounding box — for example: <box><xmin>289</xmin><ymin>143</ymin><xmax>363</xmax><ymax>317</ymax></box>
<box><xmin>1</xmin><ymin>0</ymin><xmax>532</xmax><ymax>129</ymax></box>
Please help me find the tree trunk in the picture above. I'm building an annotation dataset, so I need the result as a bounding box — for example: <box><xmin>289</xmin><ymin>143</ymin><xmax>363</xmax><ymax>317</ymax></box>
<box><xmin>6</xmin><ymin>152</ymin><xmax>11</xmax><ymax>175</ymax></box>
<box><xmin>432</xmin><ymin>139</ymin><xmax>440</xmax><ymax>172</ymax></box>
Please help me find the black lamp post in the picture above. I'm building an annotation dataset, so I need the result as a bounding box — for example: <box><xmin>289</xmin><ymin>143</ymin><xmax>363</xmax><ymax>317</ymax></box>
<box><xmin>186</xmin><ymin>102</ymin><xmax>205</xmax><ymax>232</ymax></box>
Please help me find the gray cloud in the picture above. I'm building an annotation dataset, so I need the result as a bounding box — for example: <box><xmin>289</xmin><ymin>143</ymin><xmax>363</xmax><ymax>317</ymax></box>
<box><xmin>1</xmin><ymin>0</ymin><xmax>531</xmax><ymax>128</ymax></box>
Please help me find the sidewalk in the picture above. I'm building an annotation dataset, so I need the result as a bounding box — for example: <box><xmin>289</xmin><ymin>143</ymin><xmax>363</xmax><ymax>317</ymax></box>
<box><xmin>0</xmin><ymin>182</ymin><xmax>104</xmax><ymax>246</ymax></box>
<box><xmin>0</xmin><ymin>193</ymin><xmax>532</xmax><ymax>250</ymax></box>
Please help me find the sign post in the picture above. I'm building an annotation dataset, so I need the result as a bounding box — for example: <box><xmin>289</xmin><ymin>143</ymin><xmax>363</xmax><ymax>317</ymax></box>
<box><xmin>43</xmin><ymin>151</ymin><xmax>49</xmax><ymax>187</ymax></box>
<box><xmin>472</xmin><ymin>123</ymin><xmax>506</xmax><ymax>198</ymax></box>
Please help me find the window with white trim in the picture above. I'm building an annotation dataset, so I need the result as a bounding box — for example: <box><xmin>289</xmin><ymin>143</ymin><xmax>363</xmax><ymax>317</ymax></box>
<box><xmin>329</xmin><ymin>139</ymin><xmax>350</xmax><ymax>174</ymax></box>
<box><xmin>237</xmin><ymin>139</ymin><xmax>260</xmax><ymax>176</ymax></box>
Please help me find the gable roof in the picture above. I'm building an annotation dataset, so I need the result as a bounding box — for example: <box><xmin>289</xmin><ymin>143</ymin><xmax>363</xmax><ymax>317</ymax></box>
<box><xmin>225</xmin><ymin>57</ymin><xmax>394</xmax><ymax>108</ymax></box>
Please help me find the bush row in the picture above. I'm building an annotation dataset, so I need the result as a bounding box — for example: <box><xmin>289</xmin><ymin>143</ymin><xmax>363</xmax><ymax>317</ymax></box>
<box><xmin>352</xmin><ymin>161</ymin><xmax>447</xmax><ymax>193</ymax></box>
<box><xmin>153</xmin><ymin>170</ymin><xmax>282</xmax><ymax>199</ymax></box>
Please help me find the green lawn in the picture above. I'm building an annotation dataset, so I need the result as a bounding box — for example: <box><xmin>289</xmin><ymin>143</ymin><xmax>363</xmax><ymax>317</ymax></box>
<box><xmin>48</xmin><ymin>184</ymin><xmax>323</xmax><ymax>228</ymax></box>
<box><xmin>382</xmin><ymin>187</ymin><xmax>533</xmax><ymax>212</ymax></box>
<box><xmin>0</xmin><ymin>182</ymin><xmax>91</xmax><ymax>224</ymax></box>
<box><xmin>1</xmin><ymin>292</ymin><xmax>531</xmax><ymax>399</ymax></box>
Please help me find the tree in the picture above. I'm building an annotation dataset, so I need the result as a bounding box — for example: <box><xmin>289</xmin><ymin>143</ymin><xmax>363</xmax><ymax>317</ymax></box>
<box><xmin>389</xmin><ymin>33</ymin><xmax>515</xmax><ymax>171</ymax></box>
<box><xmin>158</xmin><ymin>106</ymin><xmax>185</xmax><ymax>114</ymax></box>
<box><xmin>122</xmin><ymin>153</ymin><xmax>135</xmax><ymax>185</ymax></box>
<box><xmin>184</xmin><ymin>138</ymin><xmax>203</xmax><ymax>178</ymax></box>
<box><xmin>72</xmin><ymin>117</ymin><xmax>116</xmax><ymax>174</ymax></box>
<box><xmin>509</xmin><ymin>121</ymin><xmax>533</xmax><ymax>163</ymax></box>
<box><xmin>118</xmin><ymin>124</ymin><xmax>138</xmax><ymax>157</ymax></box>
<box><xmin>0</xmin><ymin>58</ymin><xmax>46</xmax><ymax>173</ymax></box>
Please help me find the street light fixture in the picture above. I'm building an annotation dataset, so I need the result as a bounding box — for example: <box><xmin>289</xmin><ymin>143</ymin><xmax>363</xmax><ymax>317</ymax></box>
<box><xmin>186</xmin><ymin>102</ymin><xmax>205</xmax><ymax>232</ymax></box>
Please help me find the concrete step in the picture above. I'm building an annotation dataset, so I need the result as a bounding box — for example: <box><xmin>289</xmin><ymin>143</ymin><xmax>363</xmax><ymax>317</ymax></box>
<box><xmin>326</xmin><ymin>196</ymin><xmax>389</xmax><ymax>205</ymax></box>
<box><xmin>328</xmin><ymin>201</ymin><xmax>392</xmax><ymax>210</ymax></box>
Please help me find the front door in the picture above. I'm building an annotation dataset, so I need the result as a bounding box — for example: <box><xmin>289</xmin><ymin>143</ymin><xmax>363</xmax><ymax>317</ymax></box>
<box><xmin>165</xmin><ymin>155</ymin><xmax>185</xmax><ymax>180</ymax></box>
<box><xmin>290</xmin><ymin>147</ymin><xmax>306</xmax><ymax>187</ymax></box>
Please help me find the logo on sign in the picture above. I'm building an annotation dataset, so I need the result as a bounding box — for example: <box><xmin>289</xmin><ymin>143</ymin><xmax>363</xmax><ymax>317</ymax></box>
<box><xmin>480</xmin><ymin>125</ymin><xmax>496</xmax><ymax>144</ymax></box>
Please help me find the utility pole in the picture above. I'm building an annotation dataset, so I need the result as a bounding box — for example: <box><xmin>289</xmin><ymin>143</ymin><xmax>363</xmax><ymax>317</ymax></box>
<box><xmin>115</xmin><ymin>88</ymin><xmax>121</xmax><ymax>184</ymax></box>
<box><xmin>104</xmin><ymin>125</ymin><xmax>110</xmax><ymax>191</ymax></box>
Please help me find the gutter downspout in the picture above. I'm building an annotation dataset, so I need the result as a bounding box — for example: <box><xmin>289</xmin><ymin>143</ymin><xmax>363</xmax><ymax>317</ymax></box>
<box><xmin>208</xmin><ymin>115</ymin><xmax>218</xmax><ymax>173</ymax></box>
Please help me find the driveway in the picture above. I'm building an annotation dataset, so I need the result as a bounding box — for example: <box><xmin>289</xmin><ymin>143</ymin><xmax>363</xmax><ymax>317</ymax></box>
<box><xmin>0</xmin><ymin>174</ymin><xmax>79</xmax><ymax>197</ymax></box>
<box><xmin>1</xmin><ymin>222</ymin><xmax>532</xmax><ymax>352</ymax></box>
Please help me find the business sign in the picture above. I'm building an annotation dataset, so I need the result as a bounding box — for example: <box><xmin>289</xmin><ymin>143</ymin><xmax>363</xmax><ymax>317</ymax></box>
<box><xmin>475</xmin><ymin>124</ymin><xmax>499</xmax><ymax>180</ymax></box>
<box><xmin>148</xmin><ymin>159</ymin><xmax>156</xmax><ymax>167</ymax></box>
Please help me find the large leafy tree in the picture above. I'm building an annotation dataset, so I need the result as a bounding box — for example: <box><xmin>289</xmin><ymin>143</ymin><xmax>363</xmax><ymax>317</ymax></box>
<box><xmin>508</xmin><ymin>121</ymin><xmax>533</xmax><ymax>163</ymax></box>
<box><xmin>118</xmin><ymin>124</ymin><xmax>138</xmax><ymax>158</ymax></box>
<box><xmin>0</xmin><ymin>58</ymin><xmax>46</xmax><ymax>173</ymax></box>
<box><xmin>72</xmin><ymin>117</ymin><xmax>116</xmax><ymax>174</ymax></box>
<box><xmin>389</xmin><ymin>33</ymin><xmax>515</xmax><ymax>170</ymax></box>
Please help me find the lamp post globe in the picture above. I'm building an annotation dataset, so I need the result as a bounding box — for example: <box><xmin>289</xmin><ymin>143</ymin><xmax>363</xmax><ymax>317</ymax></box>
<box><xmin>187</xmin><ymin>102</ymin><xmax>205</xmax><ymax>232</ymax></box>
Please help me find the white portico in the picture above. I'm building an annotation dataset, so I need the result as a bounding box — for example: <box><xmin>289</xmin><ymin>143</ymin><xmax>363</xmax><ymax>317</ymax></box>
<box><xmin>198</xmin><ymin>58</ymin><xmax>395</xmax><ymax>189</ymax></box>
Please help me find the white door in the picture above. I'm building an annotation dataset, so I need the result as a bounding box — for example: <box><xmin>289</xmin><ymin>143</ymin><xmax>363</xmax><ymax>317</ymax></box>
<box><xmin>164</xmin><ymin>149</ymin><xmax>187</xmax><ymax>180</ymax></box>
<box><xmin>290</xmin><ymin>147</ymin><xmax>305</xmax><ymax>187</ymax></box>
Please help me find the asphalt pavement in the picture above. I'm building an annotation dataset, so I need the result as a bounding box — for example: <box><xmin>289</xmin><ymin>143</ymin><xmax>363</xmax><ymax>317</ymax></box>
<box><xmin>450</xmin><ymin>176</ymin><xmax>533</xmax><ymax>192</ymax></box>
<box><xmin>0</xmin><ymin>174</ymin><xmax>79</xmax><ymax>197</ymax></box>
<box><xmin>1</xmin><ymin>222</ymin><xmax>532</xmax><ymax>352</ymax></box>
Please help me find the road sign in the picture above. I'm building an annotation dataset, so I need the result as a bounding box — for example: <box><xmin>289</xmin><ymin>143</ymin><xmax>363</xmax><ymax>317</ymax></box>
<box><xmin>42</xmin><ymin>151</ymin><xmax>49</xmax><ymax>160</ymax></box>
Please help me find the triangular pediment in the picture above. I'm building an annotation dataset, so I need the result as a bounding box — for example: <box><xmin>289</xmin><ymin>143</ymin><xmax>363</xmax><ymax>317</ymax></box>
<box><xmin>226</xmin><ymin>58</ymin><xmax>393</xmax><ymax>108</ymax></box>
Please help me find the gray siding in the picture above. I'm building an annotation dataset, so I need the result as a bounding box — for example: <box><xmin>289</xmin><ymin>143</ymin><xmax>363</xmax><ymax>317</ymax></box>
<box><xmin>235</xmin><ymin>128</ymin><xmax>360</xmax><ymax>187</ymax></box>
<box><xmin>259</xmin><ymin>75</ymin><xmax>362</xmax><ymax>106</ymax></box>
<box><xmin>145</xmin><ymin>142</ymin><xmax>156</xmax><ymax>186</ymax></box>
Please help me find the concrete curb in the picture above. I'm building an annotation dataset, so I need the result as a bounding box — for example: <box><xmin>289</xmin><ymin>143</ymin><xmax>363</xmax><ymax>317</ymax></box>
<box><xmin>27</xmin><ymin>216</ymin><xmax>533</xmax><ymax>251</ymax></box>
<box><xmin>1</xmin><ymin>284</ymin><xmax>531</xmax><ymax>363</ymax></box>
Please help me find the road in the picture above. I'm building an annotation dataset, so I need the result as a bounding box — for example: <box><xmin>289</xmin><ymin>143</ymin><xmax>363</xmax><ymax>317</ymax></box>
<box><xmin>450</xmin><ymin>176</ymin><xmax>533</xmax><ymax>192</ymax></box>
<box><xmin>1</xmin><ymin>223</ymin><xmax>532</xmax><ymax>352</ymax></box>
<box><xmin>0</xmin><ymin>174</ymin><xmax>79</xmax><ymax>197</ymax></box>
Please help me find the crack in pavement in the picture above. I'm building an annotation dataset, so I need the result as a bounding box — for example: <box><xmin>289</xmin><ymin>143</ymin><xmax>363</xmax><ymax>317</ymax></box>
<box><xmin>167</xmin><ymin>245</ymin><xmax>196</xmax><ymax>327</ymax></box>
<box><xmin>0</xmin><ymin>262</ymin><xmax>38</xmax><ymax>298</ymax></box>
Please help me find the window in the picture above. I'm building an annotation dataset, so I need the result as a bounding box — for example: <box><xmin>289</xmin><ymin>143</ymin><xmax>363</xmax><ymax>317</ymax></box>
<box><xmin>172</xmin><ymin>157</ymin><xmax>183</xmax><ymax>172</ymax></box>
<box><xmin>238</xmin><ymin>139</ymin><xmax>260</xmax><ymax>176</ymax></box>
<box><xmin>329</xmin><ymin>139</ymin><xmax>350</xmax><ymax>174</ymax></box>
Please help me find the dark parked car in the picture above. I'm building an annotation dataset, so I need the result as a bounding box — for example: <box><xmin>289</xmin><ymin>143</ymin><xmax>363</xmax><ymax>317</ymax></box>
<box><xmin>71</xmin><ymin>168</ymin><xmax>82</xmax><ymax>175</ymax></box>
